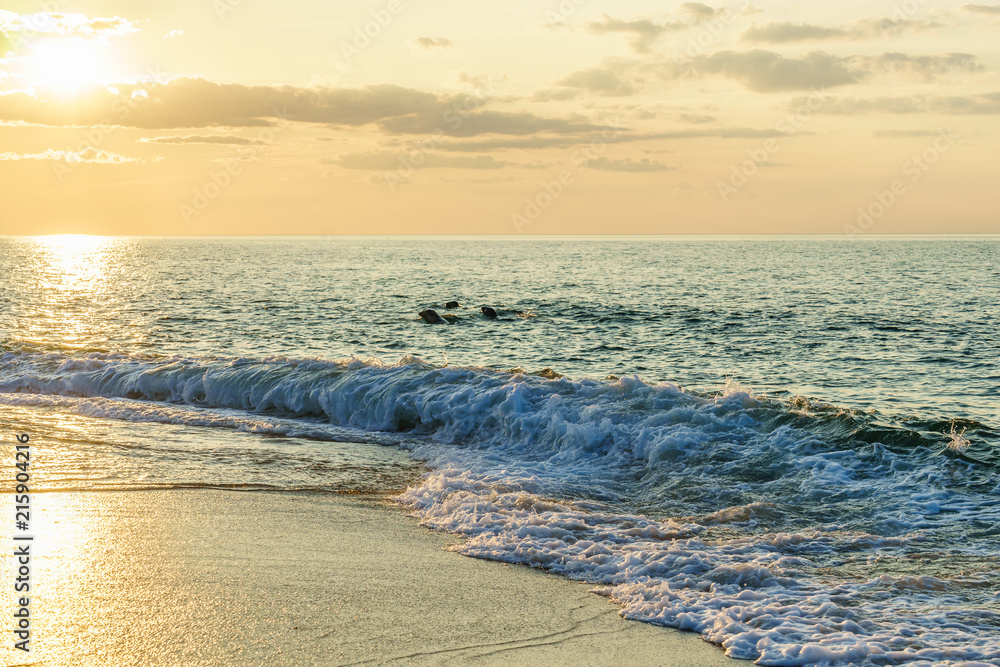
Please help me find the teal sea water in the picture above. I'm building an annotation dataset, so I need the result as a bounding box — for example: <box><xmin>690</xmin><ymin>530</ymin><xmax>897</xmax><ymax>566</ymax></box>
<box><xmin>1</xmin><ymin>236</ymin><xmax>998</xmax><ymax>665</ymax></box>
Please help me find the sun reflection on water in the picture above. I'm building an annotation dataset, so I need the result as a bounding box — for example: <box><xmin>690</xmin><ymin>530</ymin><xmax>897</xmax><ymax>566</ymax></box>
<box><xmin>3</xmin><ymin>235</ymin><xmax>151</xmax><ymax>352</ymax></box>
<box><xmin>36</xmin><ymin>235</ymin><xmax>112</xmax><ymax>292</ymax></box>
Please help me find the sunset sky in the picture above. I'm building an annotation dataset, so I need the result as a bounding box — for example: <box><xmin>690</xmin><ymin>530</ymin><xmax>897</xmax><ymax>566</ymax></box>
<box><xmin>0</xmin><ymin>1</ymin><xmax>997</xmax><ymax>235</ymax></box>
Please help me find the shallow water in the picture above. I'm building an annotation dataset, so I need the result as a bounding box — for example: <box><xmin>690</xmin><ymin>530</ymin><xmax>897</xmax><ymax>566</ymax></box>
<box><xmin>1</xmin><ymin>235</ymin><xmax>997</xmax><ymax>665</ymax></box>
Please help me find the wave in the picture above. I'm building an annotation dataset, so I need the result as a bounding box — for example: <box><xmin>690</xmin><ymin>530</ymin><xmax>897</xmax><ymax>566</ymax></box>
<box><xmin>1</xmin><ymin>346</ymin><xmax>998</xmax><ymax>665</ymax></box>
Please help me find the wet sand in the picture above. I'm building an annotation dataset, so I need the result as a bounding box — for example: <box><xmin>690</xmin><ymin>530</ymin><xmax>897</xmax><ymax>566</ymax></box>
<box><xmin>1</xmin><ymin>490</ymin><xmax>750</xmax><ymax>666</ymax></box>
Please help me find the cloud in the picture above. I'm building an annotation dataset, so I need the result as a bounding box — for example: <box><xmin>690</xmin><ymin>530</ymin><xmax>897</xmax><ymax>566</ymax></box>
<box><xmin>328</xmin><ymin>152</ymin><xmax>507</xmax><ymax>170</ymax></box>
<box><xmin>0</xmin><ymin>79</ymin><xmax>452</xmax><ymax>128</ymax></box>
<box><xmin>555</xmin><ymin>64</ymin><xmax>636</xmax><ymax>96</ymax></box>
<box><xmin>873</xmin><ymin>129</ymin><xmax>950</xmax><ymax>137</ymax></box>
<box><xmin>0</xmin><ymin>11</ymin><xmax>139</xmax><ymax>43</ymax></box>
<box><xmin>378</xmin><ymin>110</ymin><xmax>607</xmax><ymax>136</ymax></box>
<box><xmin>434</xmin><ymin>127</ymin><xmax>782</xmax><ymax>152</ymax></box>
<box><xmin>961</xmin><ymin>3</ymin><xmax>1000</xmax><ymax>14</ymax></box>
<box><xmin>140</xmin><ymin>135</ymin><xmax>262</xmax><ymax>145</ymax></box>
<box><xmin>552</xmin><ymin>49</ymin><xmax>979</xmax><ymax>97</ymax></box>
<box><xmin>582</xmin><ymin>6</ymin><xmax>750</xmax><ymax>53</ymax></box>
<box><xmin>531</xmin><ymin>88</ymin><xmax>581</xmax><ymax>102</ymax></box>
<box><xmin>789</xmin><ymin>92</ymin><xmax>1000</xmax><ymax>114</ymax></box>
<box><xmin>679</xmin><ymin>50</ymin><xmax>980</xmax><ymax>91</ymax></box>
<box><xmin>741</xmin><ymin>18</ymin><xmax>938</xmax><ymax>43</ymax></box>
<box><xmin>0</xmin><ymin>78</ymin><xmax>603</xmax><ymax>137</ymax></box>
<box><xmin>683</xmin><ymin>50</ymin><xmax>861</xmax><ymax>91</ymax></box>
<box><xmin>679</xmin><ymin>3</ymin><xmax>719</xmax><ymax>19</ymax></box>
<box><xmin>414</xmin><ymin>37</ymin><xmax>451</xmax><ymax>50</ymax></box>
<box><xmin>641</xmin><ymin>127</ymin><xmax>784</xmax><ymax>139</ymax></box>
<box><xmin>163</xmin><ymin>29</ymin><xmax>184</xmax><ymax>40</ymax></box>
<box><xmin>586</xmin><ymin>157</ymin><xmax>675</xmax><ymax>172</ymax></box>
<box><xmin>0</xmin><ymin>147</ymin><xmax>147</xmax><ymax>163</ymax></box>
<box><xmin>585</xmin><ymin>14</ymin><xmax>686</xmax><ymax>53</ymax></box>
<box><xmin>680</xmin><ymin>113</ymin><xmax>715</xmax><ymax>123</ymax></box>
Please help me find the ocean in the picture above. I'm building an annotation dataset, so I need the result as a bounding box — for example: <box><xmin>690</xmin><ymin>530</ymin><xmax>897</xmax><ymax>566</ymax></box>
<box><xmin>1</xmin><ymin>235</ymin><xmax>998</xmax><ymax>665</ymax></box>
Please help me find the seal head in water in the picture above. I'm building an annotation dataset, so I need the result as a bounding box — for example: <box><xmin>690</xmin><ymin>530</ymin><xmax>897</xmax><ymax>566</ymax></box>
<box><xmin>419</xmin><ymin>309</ymin><xmax>447</xmax><ymax>324</ymax></box>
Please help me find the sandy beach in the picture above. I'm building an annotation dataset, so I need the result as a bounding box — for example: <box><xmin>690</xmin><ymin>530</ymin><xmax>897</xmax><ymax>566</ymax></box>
<box><xmin>1</xmin><ymin>489</ymin><xmax>750</xmax><ymax>666</ymax></box>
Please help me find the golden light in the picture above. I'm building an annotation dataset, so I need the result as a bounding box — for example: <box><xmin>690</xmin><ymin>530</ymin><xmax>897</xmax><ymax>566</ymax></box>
<box><xmin>38</xmin><ymin>234</ymin><xmax>110</xmax><ymax>273</ymax></box>
<box><xmin>27</xmin><ymin>39</ymin><xmax>111</xmax><ymax>94</ymax></box>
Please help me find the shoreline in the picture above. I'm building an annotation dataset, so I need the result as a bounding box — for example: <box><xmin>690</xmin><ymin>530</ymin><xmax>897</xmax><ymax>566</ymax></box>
<box><xmin>3</xmin><ymin>489</ymin><xmax>752</xmax><ymax>666</ymax></box>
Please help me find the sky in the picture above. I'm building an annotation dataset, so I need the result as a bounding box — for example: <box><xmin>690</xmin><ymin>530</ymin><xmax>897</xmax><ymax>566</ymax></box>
<box><xmin>0</xmin><ymin>0</ymin><xmax>997</xmax><ymax>235</ymax></box>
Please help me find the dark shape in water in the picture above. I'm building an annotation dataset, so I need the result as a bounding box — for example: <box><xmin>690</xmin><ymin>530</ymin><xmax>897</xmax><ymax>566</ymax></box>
<box><xmin>445</xmin><ymin>301</ymin><xmax>461</xmax><ymax>309</ymax></box>
<box><xmin>481</xmin><ymin>306</ymin><xmax>499</xmax><ymax>320</ymax></box>
<box><xmin>418</xmin><ymin>310</ymin><xmax>447</xmax><ymax>324</ymax></box>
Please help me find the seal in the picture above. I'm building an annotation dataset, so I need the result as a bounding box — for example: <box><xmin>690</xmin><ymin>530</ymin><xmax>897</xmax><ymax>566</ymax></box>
<box><xmin>445</xmin><ymin>301</ymin><xmax>461</xmax><ymax>309</ymax></box>
<box><xmin>481</xmin><ymin>306</ymin><xmax>499</xmax><ymax>320</ymax></box>
<box><xmin>418</xmin><ymin>309</ymin><xmax>447</xmax><ymax>324</ymax></box>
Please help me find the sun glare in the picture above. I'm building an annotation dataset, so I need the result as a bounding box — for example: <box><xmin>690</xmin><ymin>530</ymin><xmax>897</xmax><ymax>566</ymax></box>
<box><xmin>27</xmin><ymin>39</ymin><xmax>110</xmax><ymax>94</ymax></box>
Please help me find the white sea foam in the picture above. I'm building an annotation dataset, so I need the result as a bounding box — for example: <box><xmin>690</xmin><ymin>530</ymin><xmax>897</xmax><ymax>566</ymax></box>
<box><xmin>1</xmin><ymin>349</ymin><xmax>998</xmax><ymax>665</ymax></box>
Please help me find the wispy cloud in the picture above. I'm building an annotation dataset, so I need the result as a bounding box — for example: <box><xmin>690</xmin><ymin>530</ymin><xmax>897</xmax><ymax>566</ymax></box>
<box><xmin>790</xmin><ymin>92</ymin><xmax>1000</xmax><ymax>114</ymax></box>
<box><xmin>328</xmin><ymin>152</ymin><xmax>507</xmax><ymax>170</ymax></box>
<box><xmin>141</xmin><ymin>135</ymin><xmax>262</xmax><ymax>145</ymax></box>
<box><xmin>0</xmin><ymin>11</ymin><xmax>139</xmax><ymax>42</ymax></box>
<box><xmin>741</xmin><ymin>18</ymin><xmax>939</xmax><ymax>44</ymax></box>
<box><xmin>961</xmin><ymin>4</ymin><xmax>1000</xmax><ymax>14</ymax></box>
<box><xmin>585</xmin><ymin>14</ymin><xmax>687</xmax><ymax>54</ymax></box>
<box><xmin>0</xmin><ymin>147</ymin><xmax>148</xmax><ymax>163</ymax></box>
<box><xmin>0</xmin><ymin>79</ymin><xmax>603</xmax><ymax>136</ymax></box>
<box><xmin>587</xmin><ymin>157</ymin><xmax>675</xmax><ymax>172</ymax></box>
<box><xmin>553</xmin><ymin>49</ymin><xmax>982</xmax><ymax>96</ymax></box>
<box><xmin>414</xmin><ymin>37</ymin><xmax>451</xmax><ymax>50</ymax></box>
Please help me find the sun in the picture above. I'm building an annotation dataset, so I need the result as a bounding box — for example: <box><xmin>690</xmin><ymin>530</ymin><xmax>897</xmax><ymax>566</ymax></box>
<box><xmin>27</xmin><ymin>39</ymin><xmax>111</xmax><ymax>94</ymax></box>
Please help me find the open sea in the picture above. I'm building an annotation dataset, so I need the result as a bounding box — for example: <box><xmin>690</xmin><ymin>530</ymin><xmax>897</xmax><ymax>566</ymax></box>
<box><xmin>1</xmin><ymin>235</ymin><xmax>998</xmax><ymax>666</ymax></box>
